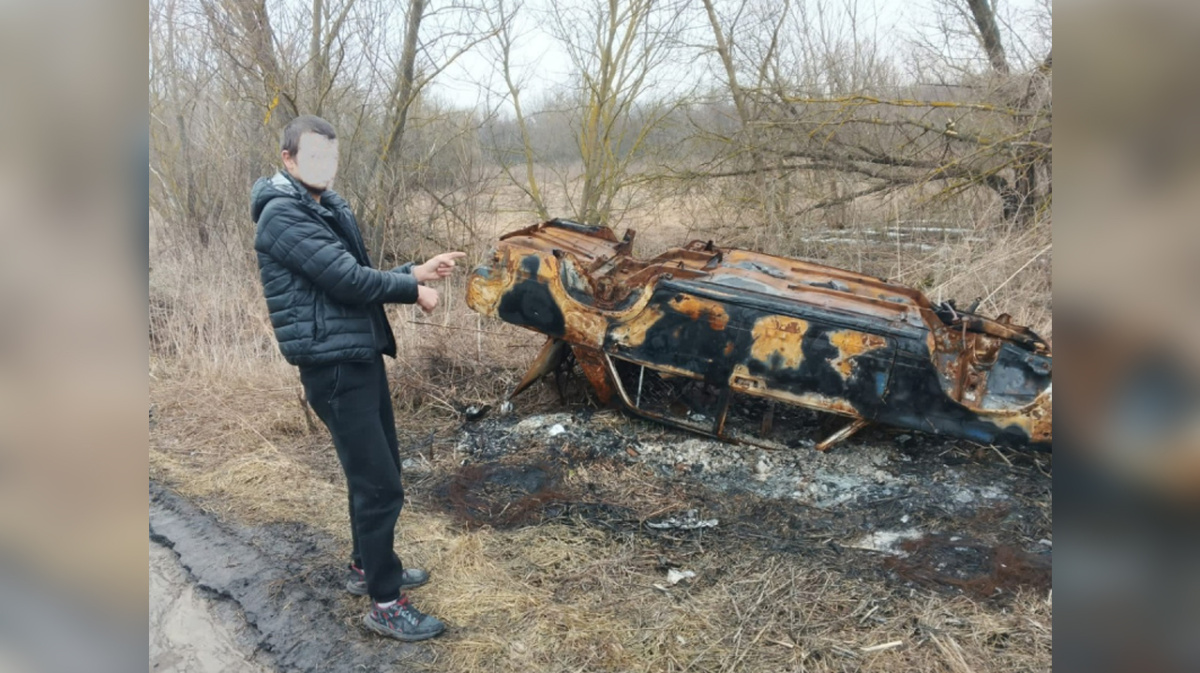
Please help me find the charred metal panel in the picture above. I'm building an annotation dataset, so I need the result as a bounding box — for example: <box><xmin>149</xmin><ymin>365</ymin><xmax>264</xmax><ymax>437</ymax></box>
<box><xmin>467</xmin><ymin>219</ymin><xmax>1052</xmax><ymax>451</ymax></box>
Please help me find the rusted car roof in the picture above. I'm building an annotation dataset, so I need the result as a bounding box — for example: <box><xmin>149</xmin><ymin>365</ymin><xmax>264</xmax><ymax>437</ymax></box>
<box><xmin>467</xmin><ymin>219</ymin><xmax>1051</xmax><ymax>452</ymax></box>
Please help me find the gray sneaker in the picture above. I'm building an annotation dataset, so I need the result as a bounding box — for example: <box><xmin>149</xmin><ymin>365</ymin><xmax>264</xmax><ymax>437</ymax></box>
<box><xmin>363</xmin><ymin>595</ymin><xmax>446</xmax><ymax>642</ymax></box>
<box><xmin>346</xmin><ymin>564</ymin><xmax>429</xmax><ymax>596</ymax></box>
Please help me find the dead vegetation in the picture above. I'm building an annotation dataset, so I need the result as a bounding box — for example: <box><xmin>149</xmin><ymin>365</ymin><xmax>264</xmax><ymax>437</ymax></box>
<box><xmin>149</xmin><ymin>253</ymin><xmax>1051</xmax><ymax>672</ymax></box>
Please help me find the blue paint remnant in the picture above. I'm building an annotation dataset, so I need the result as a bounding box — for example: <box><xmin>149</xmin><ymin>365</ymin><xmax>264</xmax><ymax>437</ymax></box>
<box><xmin>965</xmin><ymin>426</ymin><xmax>992</xmax><ymax>442</ymax></box>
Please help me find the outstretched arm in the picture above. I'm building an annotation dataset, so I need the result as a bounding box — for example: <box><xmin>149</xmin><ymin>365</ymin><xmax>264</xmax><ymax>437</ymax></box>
<box><xmin>413</xmin><ymin>251</ymin><xmax>468</xmax><ymax>283</ymax></box>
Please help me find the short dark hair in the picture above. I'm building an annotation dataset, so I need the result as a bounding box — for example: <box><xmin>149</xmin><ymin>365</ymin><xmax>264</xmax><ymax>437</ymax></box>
<box><xmin>281</xmin><ymin>115</ymin><xmax>337</xmax><ymax>155</ymax></box>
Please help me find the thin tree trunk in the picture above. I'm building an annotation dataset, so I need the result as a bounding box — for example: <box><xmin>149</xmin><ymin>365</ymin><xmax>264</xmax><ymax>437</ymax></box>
<box><xmin>497</xmin><ymin>0</ymin><xmax>549</xmax><ymax>220</ymax></box>
<box><xmin>367</xmin><ymin>0</ymin><xmax>426</xmax><ymax>259</ymax></box>
<box><xmin>702</xmin><ymin>0</ymin><xmax>784</xmax><ymax>229</ymax></box>
<box><xmin>380</xmin><ymin>0</ymin><xmax>425</xmax><ymax>167</ymax></box>
<box><xmin>176</xmin><ymin>112</ymin><xmax>207</xmax><ymax>247</ymax></box>
<box><xmin>701</xmin><ymin>0</ymin><xmax>748</xmax><ymax>124</ymax></box>
<box><xmin>965</xmin><ymin>0</ymin><xmax>1009</xmax><ymax>76</ymax></box>
<box><xmin>310</xmin><ymin>0</ymin><xmax>326</xmax><ymax>114</ymax></box>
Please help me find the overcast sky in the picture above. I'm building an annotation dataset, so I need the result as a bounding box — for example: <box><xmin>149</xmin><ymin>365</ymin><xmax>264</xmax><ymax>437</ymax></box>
<box><xmin>423</xmin><ymin>0</ymin><xmax>1050</xmax><ymax>112</ymax></box>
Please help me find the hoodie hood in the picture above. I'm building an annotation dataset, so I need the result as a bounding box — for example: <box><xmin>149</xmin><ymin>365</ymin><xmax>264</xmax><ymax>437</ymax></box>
<box><xmin>250</xmin><ymin>171</ymin><xmax>304</xmax><ymax>223</ymax></box>
<box><xmin>251</xmin><ymin>170</ymin><xmax>350</xmax><ymax>224</ymax></box>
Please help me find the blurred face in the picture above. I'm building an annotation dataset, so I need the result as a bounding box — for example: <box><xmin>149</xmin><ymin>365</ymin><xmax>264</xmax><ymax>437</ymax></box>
<box><xmin>282</xmin><ymin>132</ymin><xmax>339</xmax><ymax>192</ymax></box>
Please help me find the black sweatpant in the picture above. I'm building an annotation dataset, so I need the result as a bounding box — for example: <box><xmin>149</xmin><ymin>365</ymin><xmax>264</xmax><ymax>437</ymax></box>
<box><xmin>298</xmin><ymin>354</ymin><xmax>406</xmax><ymax>603</ymax></box>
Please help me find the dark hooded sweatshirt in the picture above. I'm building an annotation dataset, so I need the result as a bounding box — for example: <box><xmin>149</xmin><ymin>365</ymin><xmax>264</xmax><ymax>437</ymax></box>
<box><xmin>250</xmin><ymin>171</ymin><xmax>418</xmax><ymax>366</ymax></box>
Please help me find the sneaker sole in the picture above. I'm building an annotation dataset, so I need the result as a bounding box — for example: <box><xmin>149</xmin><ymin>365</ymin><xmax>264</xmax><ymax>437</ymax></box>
<box><xmin>346</xmin><ymin>575</ymin><xmax>428</xmax><ymax>596</ymax></box>
<box><xmin>400</xmin><ymin>575</ymin><xmax>429</xmax><ymax>590</ymax></box>
<box><xmin>362</xmin><ymin>614</ymin><xmax>445</xmax><ymax>642</ymax></box>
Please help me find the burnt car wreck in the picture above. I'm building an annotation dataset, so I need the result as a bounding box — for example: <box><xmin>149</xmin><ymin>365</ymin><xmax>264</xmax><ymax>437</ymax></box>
<box><xmin>466</xmin><ymin>219</ymin><xmax>1051</xmax><ymax>452</ymax></box>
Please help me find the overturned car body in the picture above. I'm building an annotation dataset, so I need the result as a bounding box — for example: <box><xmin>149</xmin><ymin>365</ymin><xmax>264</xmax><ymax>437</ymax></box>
<box><xmin>466</xmin><ymin>219</ymin><xmax>1052</xmax><ymax>452</ymax></box>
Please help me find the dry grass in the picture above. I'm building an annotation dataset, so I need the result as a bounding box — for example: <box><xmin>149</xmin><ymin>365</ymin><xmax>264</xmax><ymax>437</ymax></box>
<box><xmin>149</xmin><ymin>174</ymin><xmax>1051</xmax><ymax>672</ymax></box>
<box><xmin>151</xmin><ymin>378</ymin><xmax>1053</xmax><ymax>673</ymax></box>
<box><xmin>148</xmin><ymin>336</ymin><xmax>1052</xmax><ymax>673</ymax></box>
<box><xmin>151</xmin><ymin>377</ymin><xmax>1053</xmax><ymax>673</ymax></box>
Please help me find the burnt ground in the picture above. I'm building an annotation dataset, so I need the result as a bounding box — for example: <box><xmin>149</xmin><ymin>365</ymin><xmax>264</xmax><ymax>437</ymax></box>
<box><xmin>425</xmin><ymin>405</ymin><xmax>1052</xmax><ymax>601</ymax></box>
<box><xmin>150</xmin><ymin>390</ymin><xmax>1051</xmax><ymax>672</ymax></box>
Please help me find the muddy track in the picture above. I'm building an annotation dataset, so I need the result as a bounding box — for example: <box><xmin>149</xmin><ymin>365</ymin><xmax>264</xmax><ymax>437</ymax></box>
<box><xmin>149</xmin><ymin>483</ymin><xmax>431</xmax><ymax>673</ymax></box>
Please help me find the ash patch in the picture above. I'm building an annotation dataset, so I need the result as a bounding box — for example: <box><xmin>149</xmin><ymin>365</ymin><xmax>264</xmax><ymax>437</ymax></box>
<box><xmin>849</xmin><ymin>528</ymin><xmax>925</xmax><ymax>555</ymax></box>
<box><xmin>456</xmin><ymin>410</ymin><xmax>632</xmax><ymax>464</ymax></box>
<box><xmin>449</xmin><ymin>408</ymin><xmax>1052</xmax><ymax>599</ymax></box>
<box><xmin>457</xmin><ymin>410</ymin><xmax>1041</xmax><ymax>514</ymax></box>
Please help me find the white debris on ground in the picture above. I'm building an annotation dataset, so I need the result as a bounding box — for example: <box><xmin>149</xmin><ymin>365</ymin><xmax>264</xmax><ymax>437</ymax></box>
<box><xmin>510</xmin><ymin>412</ymin><xmax>575</xmax><ymax>436</ymax></box>
<box><xmin>653</xmin><ymin>568</ymin><xmax>698</xmax><ymax>593</ymax></box>
<box><xmin>754</xmin><ymin>454</ymin><xmax>771</xmax><ymax>481</ymax></box>
<box><xmin>455</xmin><ymin>411</ymin><xmax>1020</xmax><ymax>514</ymax></box>
<box><xmin>632</xmin><ymin>433</ymin><xmax>908</xmax><ymax>509</ymax></box>
<box><xmin>848</xmin><ymin>529</ymin><xmax>925</xmax><ymax>556</ymax></box>
<box><xmin>646</xmin><ymin>509</ymin><xmax>719</xmax><ymax>530</ymax></box>
<box><xmin>666</xmin><ymin>569</ymin><xmax>696</xmax><ymax>585</ymax></box>
<box><xmin>401</xmin><ymin>456</ymin><xmax>431</xmax><ymax>474</ymax></box>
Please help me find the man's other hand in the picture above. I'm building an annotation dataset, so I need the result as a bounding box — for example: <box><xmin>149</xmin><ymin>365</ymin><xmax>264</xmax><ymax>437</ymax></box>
<box><xmin>415</xmin><ymin>251</ymin><xmax>467</xmax><ymax>282</ymax></box>
<box><xmin>416</xmin><ymin>285</ymin><xmax>439</xmax><ymax>313</ymax></box>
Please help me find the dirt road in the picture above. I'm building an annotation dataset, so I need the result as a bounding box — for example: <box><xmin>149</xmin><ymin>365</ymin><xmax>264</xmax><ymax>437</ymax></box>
<box><xmin>150</xmin><ymin>541</ymin><xmax>268</xmax><ymax>672</ymax></box>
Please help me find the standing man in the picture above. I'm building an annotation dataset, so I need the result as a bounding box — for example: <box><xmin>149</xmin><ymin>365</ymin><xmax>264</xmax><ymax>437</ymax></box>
<box><xmin>250</xmin><ymin>115</ymin><xmax>462</xmax><ymax>641</ymax></box>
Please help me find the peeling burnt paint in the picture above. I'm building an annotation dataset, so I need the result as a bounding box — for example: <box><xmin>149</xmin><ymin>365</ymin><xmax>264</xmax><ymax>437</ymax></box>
<box><xmin>467</xmin><ymin>219</ymin><xmax>1052</xmax><ymax>452</ymax></box>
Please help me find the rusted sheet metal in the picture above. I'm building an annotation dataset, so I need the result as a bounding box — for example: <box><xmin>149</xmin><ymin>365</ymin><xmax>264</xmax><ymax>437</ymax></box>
<box><xmin>511</xmin><ymin>337</ymin><xmax>568</xmax><ymax>398</ymax></box>
<box><xmin>468</xmin><ymin>219</ymin><xmax>1052</xmax><ymax>451</ymax></box>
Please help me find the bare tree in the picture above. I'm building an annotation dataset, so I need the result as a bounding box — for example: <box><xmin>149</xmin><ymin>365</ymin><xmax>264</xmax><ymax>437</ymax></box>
<box><xmin>483</xmin><ymin>0</ymin><xmax>550</xmax><ymax>220</ymax></box>
<box><xmin>201</xmin><ymin>0</ymin><xmax>300</xmax><ymax>124</ymax></box>
<box><xmin>696</xmin><ymin>0</ymin><xmax>794</xmax><ymax>233</ymax></box>
<box><xmin>358</xmin><ymin>0</ymin><xmax>500</xmax><ymax>260</ymax></box>
<box><xmin>307</xmin><ymin>0</ymin><xmax>358</xmax><ymax>114</ymax></box>
<box><xmin>150</xmin><ymin>0</ymin><xmax>504</xmax><ymax>271</ymax></box>
<box><xmin>685</xmin><ymin>0</ymin><xmax>1050</xmax><ymax>235</ymax></box>
<box><xmin>544</xmin><ymin>0</ymin><xmax>690</xmax><ymax>225</ymax></box>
